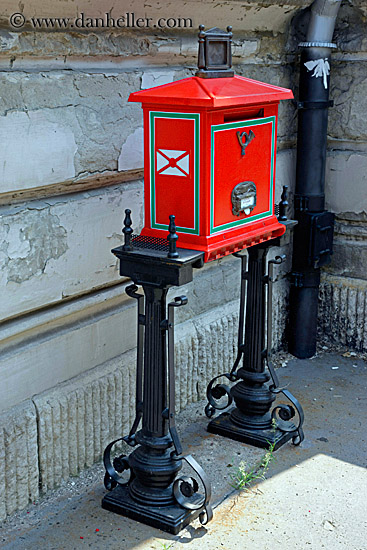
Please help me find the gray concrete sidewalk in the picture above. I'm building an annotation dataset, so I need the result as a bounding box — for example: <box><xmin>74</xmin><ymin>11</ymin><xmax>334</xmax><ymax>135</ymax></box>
<box><xmin>1</xmin><ymin>351</ymin><xmax>366</xmax><ymax>550</ymax></box>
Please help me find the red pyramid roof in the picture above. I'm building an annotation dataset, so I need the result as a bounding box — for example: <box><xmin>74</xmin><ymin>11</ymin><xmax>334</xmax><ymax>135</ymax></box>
<box><xmin>129</xmin><ymin>75</ymin><xmax>293</xmax><ymax>108</ymax></box>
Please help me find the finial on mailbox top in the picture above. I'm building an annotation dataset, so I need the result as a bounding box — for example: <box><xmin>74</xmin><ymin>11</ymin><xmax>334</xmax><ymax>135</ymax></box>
<box><xmin>196</xmin><ymin>25</ymin><xmax>235</xmax><ymax>79</ymax></box>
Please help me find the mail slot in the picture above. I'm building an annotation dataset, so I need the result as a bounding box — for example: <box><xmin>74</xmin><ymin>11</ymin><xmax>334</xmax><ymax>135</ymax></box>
<box><xmin>129</xmin><ymin>27</ymin><xmax>293</xmax><ymax>262</ymax></box>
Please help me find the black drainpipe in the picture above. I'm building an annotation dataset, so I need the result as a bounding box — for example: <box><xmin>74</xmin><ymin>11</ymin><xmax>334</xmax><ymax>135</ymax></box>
<box><xmin>288</xmin><ymin>0</ymin><xmax>342</xmax><ymax>359</ymax></box>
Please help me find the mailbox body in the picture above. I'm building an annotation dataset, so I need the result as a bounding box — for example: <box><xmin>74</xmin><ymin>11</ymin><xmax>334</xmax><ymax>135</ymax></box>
<box><xmin>129</xmin><ymin>75</ymin><xmax>293</xmax><ymax>262</ymax></box>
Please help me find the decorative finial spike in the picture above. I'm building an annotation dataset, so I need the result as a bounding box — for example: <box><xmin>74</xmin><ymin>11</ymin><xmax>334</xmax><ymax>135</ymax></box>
<box><xmin>227</xmin><ymin>26</ymin><xmax>233</xmax><ymax>67</ymax></box>
<box><xmin>122</xmin><ymin>208</ymin><xmax>133</xmax><ymax>251</ymax></box>
<box><xmin>197</xmin><ymin>25</ymin><xmax>206</xmax><ymax>71</ymax></box>
<box><xmin>278</xmin><ymin>186</ymin><xmax>289</xmax><ymax>222</ymax></box>
<box><xmin>167</xmin><ymin>215</ymin><xmax>179</xmax><ymax>259</ymax></box>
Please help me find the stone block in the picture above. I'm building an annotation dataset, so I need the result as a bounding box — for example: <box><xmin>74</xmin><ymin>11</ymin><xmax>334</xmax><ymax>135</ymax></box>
<box><xmin>326</xmin><ymin>152</ymin><xmax>367</xmax><ymax>216</ymax></box>
<box><xmin>329</xmin><ymin>62</ymin><xmax>367</xmax><ymax>142</ymax></box>
<box><xmin>0</xmin><ymin>2</ymin><xmax>305</xmax><ymax>39</ymax></box>
<box><xmin>319</xmin><ymin>274</ymin><xmax>367</xmax><ymax>351</ymax></box>
<box><xmin>174</xmin><ymin>301</ymin><xmax>238</xmax><ymax>412</ymax></box>
<box><xmin>33</xmin><ymin>349</ymin><xmax>136</xmax><ymax>493</ymax></box>
<box><xmin>0</xmin><ymin>284</ymin><xmax>138</xmax><ymax>412</ymax></box>
<box><xmin>327</xmin><ymin>222</ymin><xmax>367</xmax><ymax>281</ymax></box>
<box><xmin>118</xmin><ymin>127</ymin><xmax>144</xmax><ymax>171</ymax></box>
<box><xmin>0</xmin><ymin>401</ymin><xmax>39</xmax><ymax>520</ymax></box>
<box><xmin>0</xmin><ymin>111</ymin><xmax>77</xmax><ymax>194</ymax></box>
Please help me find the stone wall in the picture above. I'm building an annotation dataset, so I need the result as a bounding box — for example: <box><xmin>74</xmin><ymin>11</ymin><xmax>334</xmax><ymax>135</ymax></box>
<box><xmin>0</xmin><ymin>0</ymin><xmax>366</xmax><ymax>519</ymax></box>
<box><xmin>285</xmin><ymin>1</ymin><xmax>367</xmax><ymax>350</ymax></box>
<box><xmin>322</xmin><ymin>2</ymin><xmax>367</xmax><ymax>350</ymax></box>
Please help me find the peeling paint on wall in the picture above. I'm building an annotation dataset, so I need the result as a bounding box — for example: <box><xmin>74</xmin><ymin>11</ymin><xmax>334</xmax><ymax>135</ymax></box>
<box><xmin>304</xmin><ymin>58</ymin><xmax>330</xmax><ymax>89</ymax></box>
<box><xmin>3</xmin><ymin>209</ymin><xmax>68</xmax><ymax>284</ymax></box>
<box><xmin>0</xmin><ymin>182</ymin><xmax>144</xmax><ymax>321</ymax></box>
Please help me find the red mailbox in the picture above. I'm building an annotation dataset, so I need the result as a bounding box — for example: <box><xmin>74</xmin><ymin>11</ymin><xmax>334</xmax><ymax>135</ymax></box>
<box><xmin>129</xmin><ymin>28</ymin><xmax>293</xmax><ymax>262</ymax></box>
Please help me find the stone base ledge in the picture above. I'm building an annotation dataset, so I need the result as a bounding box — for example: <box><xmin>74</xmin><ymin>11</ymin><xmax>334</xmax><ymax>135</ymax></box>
<box><xmin>0</xmin><ymin>401</ymin><xmax>39</xmax><ymax>520</ymax></box>
<box><xmin>319</xmin><ymin>273</ymin><xmax>367</xmax><ymax>351</ymax></box>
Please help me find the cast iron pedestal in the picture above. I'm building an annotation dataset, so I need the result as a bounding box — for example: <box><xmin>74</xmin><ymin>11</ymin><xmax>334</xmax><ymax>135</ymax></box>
<box><xmin>205</xmin><ymin>200</ymin><xmax>304</xmax><ymax>450</ymax></box>
<box><xmin>102</xmin><ymin>212</ymin><xmax>212</xmax><ymax>534</ymax></box>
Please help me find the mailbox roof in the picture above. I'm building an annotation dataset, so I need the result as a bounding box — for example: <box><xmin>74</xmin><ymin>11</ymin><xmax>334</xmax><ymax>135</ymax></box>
<box><xmin>129</xmin><ymin>75</ymin><xmax>293</xmax><ymax>108</ymax></box>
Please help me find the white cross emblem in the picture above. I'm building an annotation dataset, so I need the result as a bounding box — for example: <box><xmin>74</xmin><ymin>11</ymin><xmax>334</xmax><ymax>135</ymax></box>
<box><xmin>156</xmin><ymin>149</ymin><xmax>190</xmax><ymax>177</ymax></box>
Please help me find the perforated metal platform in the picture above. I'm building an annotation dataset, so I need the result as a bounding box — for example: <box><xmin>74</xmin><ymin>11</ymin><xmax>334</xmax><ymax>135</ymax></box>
<box><xmin>131</xmin><ymin>234</ymin><xmax>169</xmax><ymax>251</ymax></box>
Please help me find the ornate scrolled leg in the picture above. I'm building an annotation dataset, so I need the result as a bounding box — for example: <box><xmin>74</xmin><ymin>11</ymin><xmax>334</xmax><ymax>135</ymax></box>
<box><xmin>103</xmin><ymin>437</ymin><xmax>134</xmax><ymax>490</ymax></box>
<box><xmin>172</xmin><ymin>454</ymin><xmax>213</xmax><ymax>525</ymax></box>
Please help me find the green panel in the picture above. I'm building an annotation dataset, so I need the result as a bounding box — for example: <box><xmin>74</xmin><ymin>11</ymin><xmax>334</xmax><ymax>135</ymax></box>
<box><xmin>149</xmin><ymin>111</ymin><xmax>200</xmax><ymax>235</ymax></box>
<box><xmin>210</xmin><ymin>116</ymin><xmax>276</xmax><ymax>234</ymax></box>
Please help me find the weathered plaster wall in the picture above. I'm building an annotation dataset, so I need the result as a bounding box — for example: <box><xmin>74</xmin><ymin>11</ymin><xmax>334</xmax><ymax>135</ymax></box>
<box><xmin>0</xmin><ymin>0</ymin><xmax>365</xmax><ymax>519</ymax></box>
<box><xmin>0</xmin><ymin>183</ymin><xmax>143</xmax><ymax>319</ymax></box>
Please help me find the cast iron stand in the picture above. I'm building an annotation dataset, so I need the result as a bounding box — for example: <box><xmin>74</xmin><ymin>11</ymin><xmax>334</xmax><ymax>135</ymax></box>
<box><xmin>205</xmin><ymin>188</ymin><xmax>305</xmax><ymax>450</ymax></box>
<box><xmin>102</xmin><ymin>211</ymin><xmax>212</xmax><ymax>534</ymax></box>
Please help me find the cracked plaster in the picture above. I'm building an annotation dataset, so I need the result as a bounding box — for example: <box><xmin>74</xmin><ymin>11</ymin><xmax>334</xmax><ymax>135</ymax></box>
<box><xmin>1</xmin><ymin>208</ymin><xmax>68</xmax><ymax>284</ymax></box>
<box><xmin>141</xmin><ymin>70</ymin><xmax>174</xmax><ymax>89</ymax></box>
<box><xmin>0</xmin><ymin>182</ymin><xmax>143</xmax><ymax>321</ymax></box>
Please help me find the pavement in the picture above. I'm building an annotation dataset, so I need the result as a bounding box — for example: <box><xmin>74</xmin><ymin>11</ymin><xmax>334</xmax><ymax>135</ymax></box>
<box><xmin>0</xmin><ymin>350</ymin><xmax>366</xmax><ymax>550</ymax></box>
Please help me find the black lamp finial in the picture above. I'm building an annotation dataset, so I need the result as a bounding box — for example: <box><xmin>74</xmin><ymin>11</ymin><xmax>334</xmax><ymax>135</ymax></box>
<box><xmin>196</xmin><ymin>24</ymin><xmax>235</xmax><ymax>79</ymax></box>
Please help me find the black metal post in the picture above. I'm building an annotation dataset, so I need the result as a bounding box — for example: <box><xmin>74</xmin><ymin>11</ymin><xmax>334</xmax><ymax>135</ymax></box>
<box><xmin>102</xmin><ymin>211</ymin><xmax>212</xmax><ymax>534</ymax></box>
<box><xmin>205</xmin><ymin>214</ymin><xmax>304</xmax><ymax>450</ymax></box>
<box><xmin>227</xmin><ymin>245</ymin><xmax>279</xmax><ymax>444</ymax></box>
<box><xmin>126</xmin><ymin>285</ymin><xmax>181</xmax><ymax>509</ymax></box>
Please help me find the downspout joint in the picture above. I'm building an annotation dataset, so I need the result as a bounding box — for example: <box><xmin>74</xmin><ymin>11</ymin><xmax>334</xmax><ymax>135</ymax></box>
<box><xmin>299</xmin><ymin>41</ymin><xmax>337</xmax><ymax>49</ymax></box>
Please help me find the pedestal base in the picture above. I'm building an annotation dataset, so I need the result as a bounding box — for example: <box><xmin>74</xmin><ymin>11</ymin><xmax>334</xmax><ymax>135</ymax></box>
<box><xmin>102</xmin><ymin>485</ymin><xmax>203</xmax><ymax>535</ymax></box>
<box><xmin>207</xmin><ymin>410</ymin><xmax>297</xmax><ymax>451</ymax></box>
